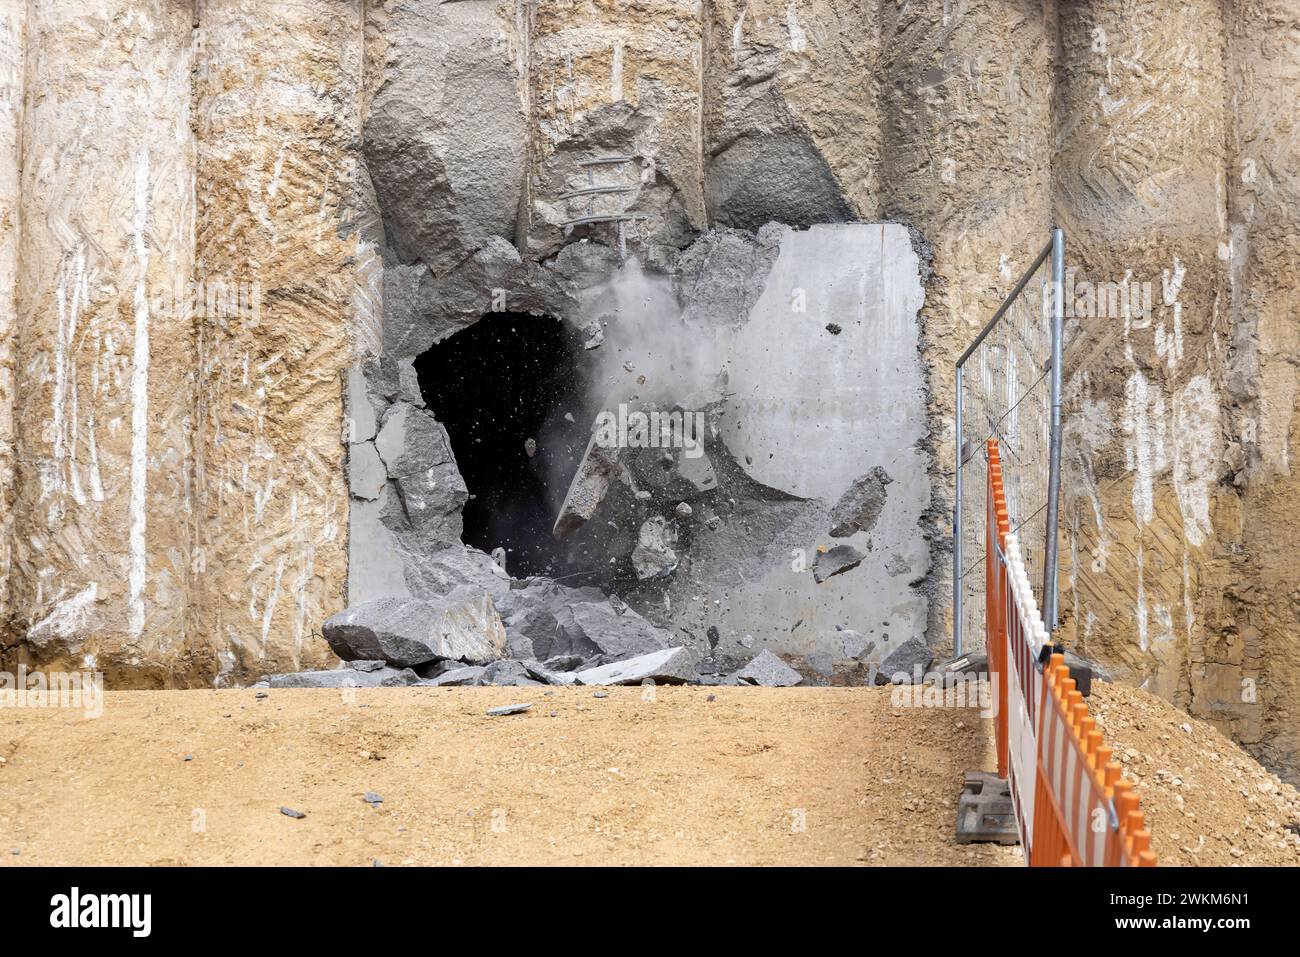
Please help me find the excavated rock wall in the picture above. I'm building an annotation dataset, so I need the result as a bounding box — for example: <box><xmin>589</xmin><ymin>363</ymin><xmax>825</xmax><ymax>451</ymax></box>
<box><xmin>3</xmin><ymin>1</ymin><xmax>1300</xmax><ymax>783</ymax></box>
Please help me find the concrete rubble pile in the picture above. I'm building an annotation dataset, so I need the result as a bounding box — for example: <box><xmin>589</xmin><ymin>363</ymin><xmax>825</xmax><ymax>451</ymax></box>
<box><xmin>261</xmin><ymin>575</ymin><xmax>815</xmax><ymax>688</ymax></box>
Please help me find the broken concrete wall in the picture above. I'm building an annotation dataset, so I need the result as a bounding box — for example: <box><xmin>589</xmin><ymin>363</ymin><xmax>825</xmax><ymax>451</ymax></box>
<box><xmin>664</xmin><ymin>223</ymin><xmax>931</xmax><ymax>668</ymax></box>
<box><xmin>9</xmin><ymin>1</ymin><xmax>196</xmax><ymax>683</ymax></box>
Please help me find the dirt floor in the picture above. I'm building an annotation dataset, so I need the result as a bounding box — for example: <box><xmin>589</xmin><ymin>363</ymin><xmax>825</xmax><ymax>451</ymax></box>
<box><xmin>0</xmin><ymin>682</ymin><xmax>1295</xmax><ymax>867</ymax></box>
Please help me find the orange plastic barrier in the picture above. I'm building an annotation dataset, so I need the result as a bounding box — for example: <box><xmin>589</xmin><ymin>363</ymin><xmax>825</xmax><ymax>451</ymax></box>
<box><xmin>984</xmin><ymin>439</ymin><xmax>1156</xmax><ymax>867</ymax></box>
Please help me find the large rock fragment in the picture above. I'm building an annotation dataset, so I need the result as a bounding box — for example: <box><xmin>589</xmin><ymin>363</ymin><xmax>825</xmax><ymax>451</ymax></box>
<box><xmin>477</xmin><ymin>659</ymin><xmax>544</xmax><ymax>687</ymax></box>
<box><xmin>734</xmin><ymin>650</ymin><xmax>803</xmax><ymax>687</ymax></box>
<box><xmin>874</xmin><ymin>638</ymin><xmax>934</xmax><ymax>685</ymax></box>
<box><xmin>375</xmin><ymin>403</ymin><xmax>467</xmax><ymax>546</ymax></box>
<box><xmin>268</xmin><ymin>667</ymin><xmax>420</xmax><ymax>689</ymax></box>
<box><xmin>423</xmin><ymin>665</ymin><xmax>485</xmax><ymax>687</ymax></box>
<box><xmin>631</xmin><ymin>516</ymin><xmax>679</xmax><ymax>580</ymax></box>
<box><xmin>552</xmin><ymin>430</ymin><xmax>623</xmax><ymax>540</ymax></box>
<box><xmin>552</xmin><ymin>602</ymin><xmax>673</xmax><ymax>663</ymax></box>
<box><xmin>575</xmin><ymin>647</ymin><xmax>697</xmax><ymax>686</ymax></box>
<box><xmin>322</xmin><ymin>592</ymin><xmax>506</xmax><ymax>667</ymax></box>
<box><xmin>829</xmin><ymin>467</ymin><xmax>892</xmax><ymax>538</ymax></box>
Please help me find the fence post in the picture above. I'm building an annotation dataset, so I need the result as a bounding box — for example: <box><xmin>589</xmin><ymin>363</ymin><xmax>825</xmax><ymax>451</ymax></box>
<box><xmin>954</xmin><ymin>364</ymin><xmax>964</xmax><ymax>656</ymax></box>
<box><xmin>1042</xmin><ymin>228</ymin><xmax>1065</xmax><ymax>629</ymax></box>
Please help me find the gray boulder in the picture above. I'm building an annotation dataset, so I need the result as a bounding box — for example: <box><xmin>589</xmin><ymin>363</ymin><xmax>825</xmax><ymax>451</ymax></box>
<box><xmin>423</xmin><ymin>665</ymin><xmax>485</xmax><ymax>687</ymax></box>
<box><xmin>734</xmin><ymin>650</ymin><xmax>803</xmax><ymax>687</ymax></box>
<box><xmin>874</xmin><ymin>637</ymin><xmax>935</xmax><ymax>685</ymax></box>
<box><xmin>575</xmin><ymin>647</ymin><xmax>698</xmax><ymax>686</ymax></box>
<box><xmin>552</xmin><ymin>602</ymin><xmax>672</xmax><ymax>662</ymax></box>
<box><xmin>323</xmin><ymin>592</ymin><xmax>506</xmax><ymax>667</ymax></box>
<box><xmin>268</xmin><ymin>667</ymin><xmax>421</xmax><ymax>689</ymax></box>
<box><xmin>477</xmin><ymin>659</ymin><xmax>544</xmax><ymax>687</ymax></box>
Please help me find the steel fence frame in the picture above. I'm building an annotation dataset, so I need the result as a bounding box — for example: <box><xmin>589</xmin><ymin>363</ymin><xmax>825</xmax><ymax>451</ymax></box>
<box><xmin>953</xmin><ymin>228</ymin><xmax>1064</xmax><ymax>657</ymax></box>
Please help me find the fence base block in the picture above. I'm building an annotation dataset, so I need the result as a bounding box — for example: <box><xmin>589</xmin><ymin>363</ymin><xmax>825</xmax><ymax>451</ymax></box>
<box><xmin>955</xmin><ymin>771</ymin><xmax>1020</xmax><ymax>846</ymax></box>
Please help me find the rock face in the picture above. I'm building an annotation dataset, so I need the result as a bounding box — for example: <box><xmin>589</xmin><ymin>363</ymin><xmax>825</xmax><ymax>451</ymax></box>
<box><xmin>364</xmin><ymin>0</ymin><xmax>524</xmax><ymax>276</ymax></box>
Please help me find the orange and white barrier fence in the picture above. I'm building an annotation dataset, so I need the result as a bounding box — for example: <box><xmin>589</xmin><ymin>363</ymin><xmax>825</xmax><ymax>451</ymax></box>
<box><xmin>985</xmin><ymin>440</ymin><xmax>1156</xmax><ymax>866</ymax></box>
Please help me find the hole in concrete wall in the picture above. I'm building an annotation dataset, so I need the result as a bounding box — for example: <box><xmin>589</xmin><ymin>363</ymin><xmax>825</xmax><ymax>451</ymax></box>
<box><xmin>415</xmin><ymin>313</ymin><xmax>598</xmax><ymax>578</ymax></box>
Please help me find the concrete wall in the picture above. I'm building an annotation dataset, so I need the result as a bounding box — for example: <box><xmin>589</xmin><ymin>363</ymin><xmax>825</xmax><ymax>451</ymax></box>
<box><xmin>682</xmin><ymin>223</ymin><xmax>930</xmax><ymax>664</ymax></box>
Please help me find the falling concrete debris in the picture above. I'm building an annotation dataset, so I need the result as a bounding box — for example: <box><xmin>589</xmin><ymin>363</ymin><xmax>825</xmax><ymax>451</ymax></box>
<box><xmin>631</xmin><ymin>516</ymin><xmax>678</xmax><ymax>579</ymax></box>
<box><xmin>552</xmin><ymin>430</ymin><xmax>623</xmax><ymax>540</ymax></box>
<box><xmin>524</xmin><ymin>437</ymin><xmax>537</xmax><ymax>458</ymax></box>
<box><xmin>813</xmin><ymin>544</ymin><xmax>866</xmax><ymax>583</ymax></box>
<box><xmin>829</xmin><ymin>466</ymin><xmax>892</xmax><ymax>538</ymax></box>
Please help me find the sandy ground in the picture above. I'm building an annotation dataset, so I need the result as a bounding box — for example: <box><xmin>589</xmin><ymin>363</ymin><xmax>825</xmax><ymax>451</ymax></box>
<box><xmin>0</xmin><ymin>685</ymin><xmax>1020</xmax><ymax>866</ymax></box>
<box><xmin>1090</xmin><ymin>683</ymin><xmax>1300</xmax><ymax>866</ymax></box>
<box><xmin>2</xmin><ymin>681</ymin><xmax>1295</xmax><ymax>867</ymax></box>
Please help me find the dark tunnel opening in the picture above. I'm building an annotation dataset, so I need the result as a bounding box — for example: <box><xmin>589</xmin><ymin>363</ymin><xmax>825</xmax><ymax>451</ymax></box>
<box><xmin>415</xmin><ymin>312</ymin><xmax>601</xmax><ymax>579</ymax></box>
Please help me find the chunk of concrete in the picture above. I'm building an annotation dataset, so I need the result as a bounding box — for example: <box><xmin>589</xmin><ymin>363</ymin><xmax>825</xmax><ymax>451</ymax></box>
<box><xmin>874</xmin><ymin>637</ymin><xmax>935</xmax><ymax>685</ymax></box>
<box><xmin>477</xmin><ymin>659</ymin><xmax>544</xmax><ymax>687</ymax></box>
<box><xmin>521</xmin><ymin>659</ymin><xmax>578</xmax><ymax>686</ymax></box>
<box><xmin>423</xmin><ymin>665</ymin><xmax>485</xmax><ymax>687</ymax></box>
<box><xmin>734</xmin><ymin>650</ymin><xmax>803</xmax><ymax>687</ymax></box>
<box><xmin>553</xmin><ymin>602</ymin><xmax>672</xmax><ymax>662</ymax></box>
<box><xmin>322</xmin><ymin>592</ymin><xmax>506</xmax><ymax>667</ymax></box>
<box><xmin>829</xmin><ymin>466</ymin><xmax>892</xmax><ymax>538</ymax></box>
<box><xmin>267</xmin><ymin>667</ymin><xmax>420</xmax><ymax>689</ymax></box>
<box><xmin>575</xmin><ymin>647</ymin><xmax>698</xmax><ymax>686</ymax></box>
<box><xmin>631</xmin><ymin>515</ymin><xmax>678</xmax><ymax>580</ymax></box>
<box><xmin>813</xmin><ymin>544</ymin><xmax>865</xmax><ymax>583</ymax></box>
<box><xmin>486</xmin><ymin>703</ymin><xmax>532</xmax><ymax>717</ymax></box>
<box><xmin>552</xmin><ymin>430</ymin><xmax>622</xmax><ymax>540</ymax></box>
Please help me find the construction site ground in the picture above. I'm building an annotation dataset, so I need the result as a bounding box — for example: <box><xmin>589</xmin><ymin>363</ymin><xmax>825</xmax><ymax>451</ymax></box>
<box><xmin>1</xmin><ymin>683</ymin><xmax>1296</xmax><ymax>866</ymax></box>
